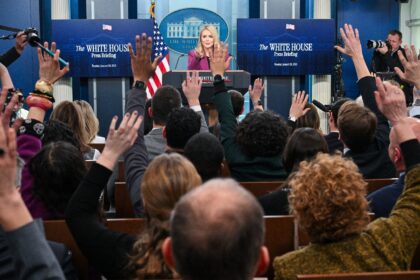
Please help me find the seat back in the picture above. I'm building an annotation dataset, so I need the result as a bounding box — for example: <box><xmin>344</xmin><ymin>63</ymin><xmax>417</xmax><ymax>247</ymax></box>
<box><xmin>297</xmin><ymin>270</ymin><xmax>420</xmax><ymax>279</ymax></box>
<box><xmin>365</xmin><ymin>178</ymin><xmax>397</xmax><ymax>194</ymax></box>
<box><xmin>114</xmin><ymin>182</ymin><xmax>136</xmax><ymax>218</ymax></box>
<box><xmin>263</xmin><ymin>215</ymin><xmax>295</xmax><ymax>280</ymax></box>
<box><xmin>240</xmin><ymin>181</ymin><xmax>284</xmax><ymax>197</ymax></box>
<box><xmin>44</xmin><ymin>220</ymin><xmax>89</xmax><ymax>280</ymax></box>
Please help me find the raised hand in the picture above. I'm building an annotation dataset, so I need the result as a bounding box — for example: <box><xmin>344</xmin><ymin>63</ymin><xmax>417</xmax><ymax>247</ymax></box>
<box><xmin>128</xmin><ymin>33</ymin><xmax>161</xmax><ymax>83</ymax></box>
<box><xmin>182</xmin><ymin>71</ymin><xmax>202</xmax><ymax>107</ymax></box>
<box><xmin>0</xmin><ymin>89</ymin><xmax>20</xmax><ymax>131</ymax></box>
<box><xmin>374</xmin><ymin>77</ymin><xmax>407</xmax><ymax>125</ymax></box>
<box><xmin>395</xmin><ymin>45</ymin><xmax>420</xmax><ymax>89</ymax></box>
<box><xmin>38</xmin><ymin>42</ymin><xmax>69</xmax><ymax>84</ymax></box>
<box><xmin>209</xmin><ymin>43</ymin><xmax>231</xmax><ymax>77</ymax></box>
<box><xmin>289</xmin><ymin>91</ymin><xmax>310</xmax><ymax>119</ymax></box>
<box><xmin>15</xmin><ymin>31</ymin><xmax>27</xmax><ymax>54</ymax></box>
<box><xmin>335</xmin><ymin>24</ymin><xmax>363</xmax><ymax>59</ymax></box>
<box><xmin>249</xmin><ymin>78</ymin><xmax>264</xmax><ymax>106</ymax></box>
<box><xmin>97</xmin><ymin>112</ymin><xmax>143</xmax><ymax>170</ymax></box>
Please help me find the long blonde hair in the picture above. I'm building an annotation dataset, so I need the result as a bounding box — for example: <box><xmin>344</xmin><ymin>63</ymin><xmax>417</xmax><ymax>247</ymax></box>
<box><xmin>128</xmin><ymin>153</ymin><xmax>202</xmax><ymax>279</ymax></box>
<box><xmin>195</xmin><ymin>25</ymin><xmax>221</xmax><ymax>56</ymax></box>
<box><xmin>73</xmin><ymin>100</ymin><xmax>99</xmax><ymax>142</ymax></box>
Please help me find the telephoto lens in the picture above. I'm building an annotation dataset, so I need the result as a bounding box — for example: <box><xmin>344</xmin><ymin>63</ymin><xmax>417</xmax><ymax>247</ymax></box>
<box><xmin>367</xmin><ymin>40</ymin><xmax>386</xmax><ymax>49</ymax></box>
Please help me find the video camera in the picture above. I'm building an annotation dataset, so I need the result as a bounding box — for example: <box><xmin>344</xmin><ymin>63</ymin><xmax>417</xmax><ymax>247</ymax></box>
<box><xmin>22</xmin><ymin>27</ymin><xmax>41</xmax><ymax>47</ymax></box>
<box><xmin>367</xmin><ymin>40</ymin><xmax>391</xmax><ymax>50</ymax></box>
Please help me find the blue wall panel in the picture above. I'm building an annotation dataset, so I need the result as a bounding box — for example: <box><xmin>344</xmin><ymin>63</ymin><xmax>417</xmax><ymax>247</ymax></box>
<box><xmin>337</xmin><ymin>0</ymin><xmax>399</xmax><ymax>99</ymax></box>
<box><xmin>0</xmin><ymin>1</ymin><xmax>40</xmax><ymax>95</ymax></box>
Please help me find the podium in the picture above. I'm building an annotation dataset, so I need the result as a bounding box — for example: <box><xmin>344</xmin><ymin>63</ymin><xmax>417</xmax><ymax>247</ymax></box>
<box><xmin>162</xmin><ymin>70</ymin><xmax>251</xmax><ymax>104</ymax></box>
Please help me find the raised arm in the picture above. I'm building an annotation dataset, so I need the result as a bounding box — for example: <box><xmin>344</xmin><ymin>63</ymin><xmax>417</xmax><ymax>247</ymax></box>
<box><xmin>0</xmin><ymin>81</ymin><xmax>64</xmax><ymax>280</ymax></box>
<box><xmin>371</xmin><ymin>77</ymin><xmax>420</xmax><ymax>264</ymax></box>
<box><xmin>124</xmin><ymin>34</ymin><xmax>160</xmax><ymax>216</ymax></box>
<box><xmin>182</xmin><ymin>70</ymin><xmax>208</xmax><ymax>132</ymax></box>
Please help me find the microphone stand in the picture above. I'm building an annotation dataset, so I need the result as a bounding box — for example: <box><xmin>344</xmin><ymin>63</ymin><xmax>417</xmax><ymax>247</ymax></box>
<box><xmin>174</xmin><ymin>53</ymin><xmax>186</xmax><ymax>69</ymax></box>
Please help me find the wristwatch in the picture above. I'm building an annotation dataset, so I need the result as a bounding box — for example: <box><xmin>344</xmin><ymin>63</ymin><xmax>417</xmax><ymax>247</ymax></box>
<box><xmin>133</xmin><ymin>80</ymin><xmax>147</xmax><ymax>90</ymax></box>
<box><xmin>254</xmin><ymin>99</ymin><xmax>262</xmax><ymax>106</ymax></box>
<box><xmin>288</xmin><ymin>116</ymin><xmax>297</xmax><ymax>122</ymax></box>
<box><xmin>213</xmin><ymin>74</ymin><xmax>224</xmax><ymax>84</ymax></box>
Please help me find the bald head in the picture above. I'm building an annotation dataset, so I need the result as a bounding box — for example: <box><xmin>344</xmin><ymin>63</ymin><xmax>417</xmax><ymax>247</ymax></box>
<box><xmin>389</xmin><ymin>117</ymin><xmax>420</xmax><ymax>171</ymax></box>
<box><xmin>169</xmin><ymin>179</ymin><xmax>266</xmax><ymax>280</ymax></box>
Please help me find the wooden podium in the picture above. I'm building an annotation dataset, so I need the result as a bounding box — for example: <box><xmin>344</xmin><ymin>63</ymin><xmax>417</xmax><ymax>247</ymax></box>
<box><xmin>162</xmin><ymin>70</ymin><xmax>251</xmax><ymax>105</ymax></box>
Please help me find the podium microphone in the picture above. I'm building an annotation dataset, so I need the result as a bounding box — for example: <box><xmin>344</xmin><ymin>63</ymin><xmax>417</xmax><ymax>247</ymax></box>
<box><xmin>230</xmin><ymin>54</ymin><xmax>239</xmax><ymax>70</ymax></box>
<box><xmin>174</xmin><ymin>53</ymin><xmax>186</xmax><ymax>70</ymax></box>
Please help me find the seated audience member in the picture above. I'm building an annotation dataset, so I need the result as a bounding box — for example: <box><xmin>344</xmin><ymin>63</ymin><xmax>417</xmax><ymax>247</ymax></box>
<box><xmin>184</xmin><ymin>132</ymin><xmax>224</xmax><ymax>181</ymax></box>
<box><xmin>143</xmin><ymin>98</ymin><xmax>153</xmax><ymax>135</ymax></box>
<box><xmin>0</xmin><ymin>43</ymin><xmax>67</xmax><ymax>280</ymax></box>
<box><xmin>17</xmin><ymin>42</ymin><xmax>84</xmax><ymax>220</ymax></box>
<box><xmin>165</xmin><ymin>107</ymin><xmax>202</xmax><ymax>154</ymax></box>
<box><xmin>74</xmin><ymin>99</ymin><xmax>105</xmax><ymax>144</ymax></box>
<box><xmin>50</xmin><ymin>100</ymin><xmax>100</xmax><ymax>160</ymax></box>
<box><xmin>294</xmin><ymin>103</ymin><xmax>320</xmax><ymax>131</ymax></box>
<box><xmin>314</xmin><ymin>98</ymin><xmax>351</xmax><ymax>153</ymax></box>
<box><xmin>368</xmin><ymin>117</ymin><xmax>420</xmax><ymax>218</ymax></box>
<box><xmin>145</xmin><ymin>71</ymin><xmax>208</xmax><ymax>160</ymax></box>
<box><xmin>210</xmin><ymin>46</ymin><xmax>289</xmax><ymax>181</ymax></box>
<box><xmin>66</xmin><ymin>34</ymin><xmax>202</xmax><ymax>280</ymax></box>
<box><xmin>209</xmin><ymin>87</ymin><xmax>247</xmax><ymax>138</ymax></box>
<box><xmin>162</xmin><ymin>179</ymin><xmax>269</xmax><ymax>280</ymax></box>
<box><xmin>258</xmin><ymin>128</ymin><xmax>328</xmax><ymax>215</ymax></box>
<box><xmin>273</xmin><ymin>24</ymin><xmax>420</xmax><ymax>280</ymax></box>
<box><xmin>335</xmin><ymin>25</ymin><xmax>396</xmax><ymax>179</ymax></box>
<box><xmin>145</xmin><ymin>85</ymin><xmax>182</xmax><ymax>160</ymax></box>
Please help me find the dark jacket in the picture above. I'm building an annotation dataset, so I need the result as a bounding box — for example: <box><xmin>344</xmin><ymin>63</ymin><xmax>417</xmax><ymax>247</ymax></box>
<box><xmin>344</xmin><ymin>77</ymin><xmax>396</xmax><ymax>179</ymax></box>
<box><xmin>213</xmin><ymin>81</ymin><xmax>287</xmax><ymax>181</ymax></box>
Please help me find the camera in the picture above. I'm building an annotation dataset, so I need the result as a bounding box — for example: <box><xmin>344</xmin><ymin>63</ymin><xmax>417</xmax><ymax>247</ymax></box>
<box><xmin>23</xmin><ymin>27</ymin><xmax>41</xmax><ymax>47</ymax></box>
<box><xmin>367</xmin><ymin>40</ymin><xmax>391</xmax><ymax>50</ymax></box>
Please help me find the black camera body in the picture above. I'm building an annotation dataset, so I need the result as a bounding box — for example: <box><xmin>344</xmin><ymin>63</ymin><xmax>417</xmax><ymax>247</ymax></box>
<box><xmin>367</xmin><ymin>39</ymin><xmax>392</xmax><ymax>50</ymax></box>
<box><xmin>23</xmin><ymin>27</ymin><xmax>41</xmax><ymax>47</ymax></box>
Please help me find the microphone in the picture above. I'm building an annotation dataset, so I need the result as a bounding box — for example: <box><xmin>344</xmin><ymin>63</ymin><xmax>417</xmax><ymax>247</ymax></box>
<box><xmin>312</xmin><ymin>99</ymin><xmax>331</xmax><ymax>112</ymax></box>
<box><xmin>174</xmin><ymin>53</ymin><xmax>186</xmax><ymax>70</ymax></box>
<box><xmin>229</xmin><ymin>54</ymin><xmax>239</xmax><ymax>70</ymax></box>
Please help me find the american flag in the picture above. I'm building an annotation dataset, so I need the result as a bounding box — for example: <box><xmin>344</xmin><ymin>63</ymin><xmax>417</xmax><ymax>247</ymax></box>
<box><xmin>146</xmin><ymin>0</ymin><xmax>170</xmax><ymax>99</ymax></box>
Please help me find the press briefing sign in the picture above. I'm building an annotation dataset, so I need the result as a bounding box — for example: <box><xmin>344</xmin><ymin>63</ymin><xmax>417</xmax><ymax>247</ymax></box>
<box><xmin>237</xmin><ymin>19</ymin><xmax>335</xmax><ymax>75</ymax></box>
<box><xmin>52</xmin><ymin>19</ymin><xmax>153</xmax><ymax>77</ymax></box>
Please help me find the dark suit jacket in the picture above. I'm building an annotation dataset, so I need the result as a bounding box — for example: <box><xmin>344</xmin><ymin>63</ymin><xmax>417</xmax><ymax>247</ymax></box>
<box><xmin>344</xmin><ymin>77</ymin><xmax>396</xmax><ymax>179</ymax></box>
<box><xmin>324</xmin><ymin>131</ymin><xmax>343</xmax><ymax>153</ymax></box>
<box><xmin>0</xmin><ymin>220</ymin><xmax>71</xmax><ymax>280</ymax></box>
<box><xmin>213</xmin><ymin>81</ymin><xmax>287</xmax><ymax>181</ymax></box>
<box><xmin>367</xmin><ymin>174</ymin><xmax>404</xmax><ymax>218</ymax></box>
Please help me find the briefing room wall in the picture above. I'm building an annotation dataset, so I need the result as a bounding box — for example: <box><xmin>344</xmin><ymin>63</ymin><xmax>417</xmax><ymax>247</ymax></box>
<box><xmin>136</xmin><ymin>0</ymin><xmax>249</xmax><ymax>70</ymax></box>
<box><xmin>0</xmin><ymin>1</ymin><xmax>40</xmax><ymax>97</ymax></box>
<box><xmin>336</xmin><ymin>0</ymin><xmax>400</xmax><ymax>99</ymax></box>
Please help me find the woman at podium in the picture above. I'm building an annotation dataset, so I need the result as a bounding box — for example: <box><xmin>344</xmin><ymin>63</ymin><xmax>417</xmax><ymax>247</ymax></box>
<box><xmin>187</xmin><ymin>25</ymin><xmax>231</xmax><ymax>70</ymax></box>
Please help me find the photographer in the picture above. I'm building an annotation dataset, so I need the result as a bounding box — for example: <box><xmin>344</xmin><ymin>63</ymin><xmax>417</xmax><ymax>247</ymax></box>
<box><xmin>0</xmin><ymin>31</ymin><xmax>27</xmax><ymax>67</ymax></box>
<box><xmin>372</xmin><ymin>30</ymin><xmax>413</xmax><ymax>105</ymax></box>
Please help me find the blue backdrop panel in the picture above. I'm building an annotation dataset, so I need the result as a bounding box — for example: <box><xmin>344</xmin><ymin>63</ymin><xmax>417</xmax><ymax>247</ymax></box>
<box><xmin>0</xmin><ymin>1</ymin><xmax>40</xmax><ymax>95</ymax></box>
<box><xmin>52</xmin><ymin>19</ymin><xmax>153</xmax><ymax>77</ymax></box>
<box><xmin>337</xmin><ymin>0</ymin><xmax>399</xmax><ymax>99</ymax></box>
<box><xmin>237</xmin><ymin>19</ymin><xmax>335</xmax><ymax>76</ymax></box>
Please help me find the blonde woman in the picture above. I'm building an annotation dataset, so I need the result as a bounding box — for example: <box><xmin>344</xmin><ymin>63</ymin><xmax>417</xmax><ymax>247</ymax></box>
<box><xmin>187</xmin><ymin>25</ymin><xmax>231</xmax><ymax>70</ymax></box>
<box><xmin>73</xmin><ymin>100</ymin><xmax>105</xmax><ymax>144</ymax></box>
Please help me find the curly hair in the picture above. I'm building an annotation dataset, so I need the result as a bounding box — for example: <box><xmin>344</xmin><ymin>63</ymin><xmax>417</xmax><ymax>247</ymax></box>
<box><xmin>236</xmin><ymin>110</ymin><xmax>289</xmax><ymax>158</ymax></box>
<box><xmin>289</xmin><ymin>153</ymin><xmax>369</xmax><ymax>244</ymax></box>
<box><xmin>128</xmin><ymin>153</ymin><xmax>202</xmax><ymax>278</ymax></box>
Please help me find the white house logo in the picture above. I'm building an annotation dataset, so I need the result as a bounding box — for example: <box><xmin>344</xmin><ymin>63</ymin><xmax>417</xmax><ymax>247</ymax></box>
<box><xmin>160</xmin><ymin>8</ymin><xmax>229</xmax><ymax>54</ymax></box>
